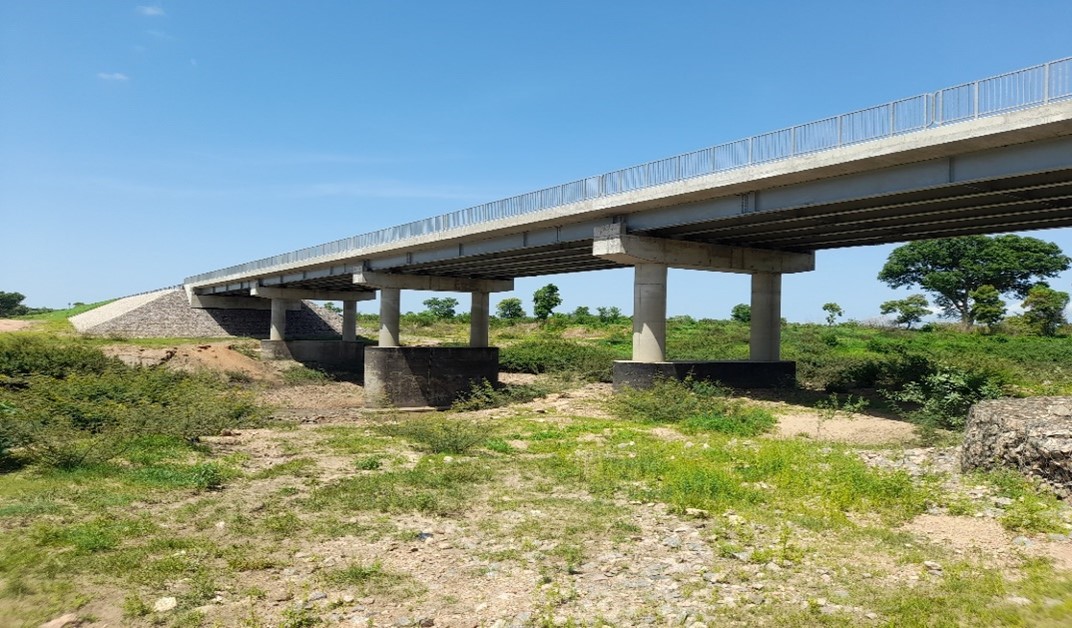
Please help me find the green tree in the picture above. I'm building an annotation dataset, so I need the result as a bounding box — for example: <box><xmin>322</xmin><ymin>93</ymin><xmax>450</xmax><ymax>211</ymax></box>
<box><xmin>968</xmin><ymin>285</ymin><xmax>1005</xmax><ymax>332</ymax></box>
<box><xmin>532</xmin><ymin>284</ymin><xmax>562</xmax><ymax>321</ymax></box>
<box><xmin>877</xmin><ymin>235</ymin><xmax>1070</xmax><ymax>327</ymax></box>
<box><xmin>495</xmin><ymin>297</ymin><xmax>525</xmax><ymax>321</ymax></box>
<box><xmin>571</xmin><ymin>306</ymin><xmax>594</xmax><ymax>324</ymax></box>
<box><xmin>822</xmin><ymin>302</ymin><xmax>843</xmax><ymax>326</ymax></box>
<box><xmin>422</xmin><ymin>297</ymin><xmax>458</xmax><ymax>320</ymax></box>
<box><xmin>596</xmin><ymin>306</ymin><xmax>623</xmax><ymax>324</ymax></box>
<box><xmin>322</xmin><ymin>302</ymin><xmax>341</xmax><ymax>314</ymax></box>
<box><xmin>1022</xmin><ymin>284</ymin><xmax>1070</xmax><ymax>336</ymax></box>
<box><xmin>730</xmin><ymin>303</ymin><xmax>751</xmax><ymax>323</ymax></box>
<box><xmin>0</xmin><ymin>292</ymin><xmax>28</xmax><ymax>317</ymax></box>
<box><xmin>879</xmin><ymin>294</ymin><xmax>930</xmax><ymax>329</ymax></box>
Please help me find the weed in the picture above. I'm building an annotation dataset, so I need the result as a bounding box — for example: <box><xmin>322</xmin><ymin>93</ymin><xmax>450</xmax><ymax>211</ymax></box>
<box><xmin>122</xmin><ymin>594</ymin><xmax>151</xmax><ymax>618</ymax></box>
<box><xmin>451</xmin><ymin>379</ymin><xmax>551</xmax><ymax>411</ymax></box>
<box><xmin>354</xmin><ymin>455</ymin><xmax>382</xmax><ymax>470</ymax></box>
<box><xmin>608</xmin><ymin>377</ymin><xmax>777</xmax><ymax>437</ymax></box>
<box><xmin>980</xmin><ymin>469</ymin><xmax>1066</xmax><ymax>533</ymax></box>
<box><xmin>307</xmin><ymin>458</ymin><xmax>492</xmax><ymax>516</ymax></box>
<box><xmin>376</xmin><ymin>416</ymin><xmax>487</xmax><ymax>454</ymax></box>
<box><xmin>281</xmin><ymin>366</ymin><xmax>331</xmax><ymax>385</ymax></box>
<box><xmin>884</xmin><ymin>364</ymin><xmax>1002</xmax><ymax>430</ymax></box>
<box><xmin>279</xmin><ymin>605</ymin><xmax>321</xmax><ymax>628</ymax></box>
<box><xmin>814</xmin><ymin>393</ymin><xmax>869</xmax><ymax>438</ymax></box>
<box><xmin>500</xmin><ymin>338</ymin><xmax>623</xmax><ymax>381</ymax></box>
<box><xmin>485</xmin><ymin>438</ymin><xmax>514</xmax><ymax>454</ymax></box>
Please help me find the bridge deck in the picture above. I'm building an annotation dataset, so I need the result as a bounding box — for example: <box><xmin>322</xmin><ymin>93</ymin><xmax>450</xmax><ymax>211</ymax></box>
<box><xmin>185</xmin><ymin>59</ymin><xmax>1072</xmax><ymax>297</ymax></box>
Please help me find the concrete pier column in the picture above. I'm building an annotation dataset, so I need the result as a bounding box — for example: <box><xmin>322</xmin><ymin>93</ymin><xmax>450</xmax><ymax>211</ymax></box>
<box><xmin>378</xmin><ymin>288</ymin><xmax>401</xmax><ymax>347</ymax></box>
<box><xmin>470</xmin><ymin>291</ymin><xmax>490</xmax><ymax>348</ymax></box>
<box><xmin>750</xmin><ymin>272</ymin><xmax>782</xmax><ymax>361</ymax></box>
<box><xmin>269</xmin><ymin>298</ymin><xmax>287</xmax><ymax>341</ymax></box>
<box><xmin>342</xmin><ymin>300</ymin><xmax>357</xmax><ymax>342</ymax></box>
<box><xmin>632</xmin><ymin>263</ymin><xmax>668</xmax><ymax>362</ymax></box>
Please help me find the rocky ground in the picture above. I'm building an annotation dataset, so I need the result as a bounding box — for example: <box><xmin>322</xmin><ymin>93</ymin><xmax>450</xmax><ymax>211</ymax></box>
<box><xmin>11</xmin><ymin>342</ymin><xmax>1072</xmax><ymax>627</ymax></box>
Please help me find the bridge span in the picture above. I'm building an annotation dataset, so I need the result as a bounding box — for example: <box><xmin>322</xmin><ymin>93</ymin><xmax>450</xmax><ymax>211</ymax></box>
<box><xmin>183</xmin><ymin>58</ymin><xmax>1072</xmax><ymax>405</ymax></box>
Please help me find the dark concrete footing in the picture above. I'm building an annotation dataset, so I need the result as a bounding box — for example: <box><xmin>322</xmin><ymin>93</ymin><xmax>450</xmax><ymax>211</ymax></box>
<box><xmin>261</xmin><ymin>340</ymin><xmax>367</xmax><ymax>373</ymax></box>
<box><xmin>613</xmin><ymin>360</ymin><xmax>796</xmax><ymax>390</ymax></box>
<box><xmin>364</xmin><ymin>347</ymin><xmax>499</xmax><ymax>408</ymax></box>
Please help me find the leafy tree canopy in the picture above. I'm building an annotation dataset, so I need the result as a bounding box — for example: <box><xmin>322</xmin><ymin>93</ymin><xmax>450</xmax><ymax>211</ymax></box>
<box><xmin>495</xmin><ymin>297</ymin><xmax>525</xmax><ymax>320</ymax></box>
<box><xmin>822</xmin><ymin>302</ymin><xmax>843</xmax><ymax>326</ymax></box>
<box><xmin>0</xmin><ymin>292</ymin><xmax>28</xmax><ymax>317</ymax></box>
<box><xmin>422</xmin><ymin>297</ymin><xmax>458</xmax><ymax>320</ymax></box>
<box><xmin>1022</xmin><ymin>284</ymin><xmax>1069</xmax><ymax>337</ymax></box>
<box><xmin>879</xmin><ymin>294</ymin><xmax>930</xmax><ymax>329</ymax></box>
<box><xmin>968</xmin><ymin>284</ymin><xmax>1005</xmax><ymax>332</ymax></box>
<box><xmin>731</xmin><ymin>303</ymin><xmax>751</xmax><ymax>323</ymax></box>
<box><xmin>532</xmin><ymin>284</ymin><xmax>562</xmax><ymax>321</ymax></box>
<box><xmin>877</xmin><ymin>235</ymin><xmax>1070</xmax><ymax>326</ymax></box>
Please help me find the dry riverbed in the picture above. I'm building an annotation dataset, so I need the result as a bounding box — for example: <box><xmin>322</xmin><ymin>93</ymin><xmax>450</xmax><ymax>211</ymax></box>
<box><xmin>5</xmin><ymin>345</ymin><xmax>1072</xmax><ymax>627</ymax></box>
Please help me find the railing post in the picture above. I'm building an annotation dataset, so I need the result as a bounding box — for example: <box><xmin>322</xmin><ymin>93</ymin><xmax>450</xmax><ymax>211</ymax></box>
<box><xmin>1044</xmin><ymin>62</ymin><xmax>1051</xmax><ymax>103</ymax></box>
<box><xmin>973</xmin><ymin>81</ymin><xmax>979</xmax><ymax>118</ymax></box>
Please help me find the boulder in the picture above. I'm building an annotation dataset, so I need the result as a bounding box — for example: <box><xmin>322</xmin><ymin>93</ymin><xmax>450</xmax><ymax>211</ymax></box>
<box><xmin>961</xmin><ymin>397</ymin><xmax>1072</xmax><ymax>497</ymax></box>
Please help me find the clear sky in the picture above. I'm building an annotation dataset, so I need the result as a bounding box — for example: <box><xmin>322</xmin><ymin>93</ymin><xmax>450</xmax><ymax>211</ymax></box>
<box><xmin>2</xmin><ymin>1</ymin><xmax>1071</xmax><ymax>322</ymax></box>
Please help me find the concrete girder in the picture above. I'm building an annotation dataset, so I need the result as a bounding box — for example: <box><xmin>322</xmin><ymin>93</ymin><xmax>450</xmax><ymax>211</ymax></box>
<box><xmin>592</xmin><ymin>224</ymin><xmax>814</xmax><ymax>274</ymax></box>
<box><xmin>250</xmin><ymin>286</ymin><xmax>376</xmax><ymax>302</ymax></box>
<box><xmin>354</xmin><ymin>271</ymin><xmax>513</xmax><ymax>293</ymax></box>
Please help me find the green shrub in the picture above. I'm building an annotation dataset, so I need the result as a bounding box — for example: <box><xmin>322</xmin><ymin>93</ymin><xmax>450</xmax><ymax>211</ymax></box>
<box><xmin>500</xmin><ymin>339</ymin><xmax>622</xmax><ymax>381</ymax></box>
<box><xmin>0</xmin><ymin>334</ymin><xmax>117</xmax><ymax>379</ymax></box>
<box><xmin>884</xmin><ymin>364</ymin><xmax>1003</xmax><ymax>430</ymax></box>
<box><xmin>450</xmin><ymin>379</ymin><xmax>551</xmax><ymax>411</ymax></box>
<box><xmin>376</xmin><ymin>416</ymin><xmax>487</xmax><ymax>454</ymax></box>
<box><xmin>607</xmin><ymin>377</ymin><xmax>777</xmax><ymax>436</ymax></box>
<box><xmin>281</xmin><ymin>365</ymin><xmax>331</xmax><ymax>385</ymax></box>
<box><xmin>0</xmin><ymin>364</ymin><xmax>266</xmax><ymax>468</ymax></box>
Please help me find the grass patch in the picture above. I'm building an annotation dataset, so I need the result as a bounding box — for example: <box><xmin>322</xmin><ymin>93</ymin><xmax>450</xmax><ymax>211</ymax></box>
<box><xmin>375</xmin><ymin>416</ymin><xmax>488</xmax><ymax>454</ymax></box>
<box><xmin>322</xmin><ymin>561</ymin><xmax>415</xmax><ymax>596</ymax></box>
<box><xmin>252</xmin><ymin>457</ymin><xmax>319</xmax><ymax>479</ymax></box>
<box><xmin>608</xmin><ymin>377</ymin><xmax>777</xmax><ymax>436</ymax></box>
<box><xmin>280</xmin><ymin>365</ymin><xmax>331</xmax><ymax>385</ymax></box>
<box><xmin>979</xmin><ymin>469</ymin><xmax>1067</xmax><ymax>533</ymax></box>
<box><xmin>450</xmin><ymin>378</ymin><xmax>553</xmax><ymax>411</ymax></box>
<box><xmin>307</xmin><ymin>458</ymin><xmax>492</xmax><ymax>516</ymax></box>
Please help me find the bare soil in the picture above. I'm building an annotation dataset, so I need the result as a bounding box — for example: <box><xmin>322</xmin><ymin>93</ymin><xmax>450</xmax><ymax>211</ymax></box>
<box><xmin>20</xmin><ymin>347</ymin><xmax>1072</xmax><ymax>627</ymax></box>
<box><xmin>0</xmin><ymin>319</ymin><xmax>36</xmax><ymax>332</ymax></box>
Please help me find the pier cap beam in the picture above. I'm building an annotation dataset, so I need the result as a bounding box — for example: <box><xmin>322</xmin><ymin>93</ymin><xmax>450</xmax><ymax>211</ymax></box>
<box><xmin>592</xmin><ymin>224</ymin><xmax>814</xmax><ymax>274</ymax></box>
<box><xmin>354</xmin><ymin>271</ymin><xmax>513</xmax><ymax>293</ymax></box>
<box><xmin>189</xmin><ymin>294</ymin><xmax>300</xmax><ymax>310</ymax></box>
<box><xmin>251</xmin><ymin>286</ymin><xmax>376</xmax><ymax>302</ymax></box>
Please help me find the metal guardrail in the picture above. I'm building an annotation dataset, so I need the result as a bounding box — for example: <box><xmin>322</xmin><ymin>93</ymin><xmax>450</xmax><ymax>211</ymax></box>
<box><xmin>186</xmin><ymin>57</ymin><xmax>1072</xmax><ymax>285</ymax></box>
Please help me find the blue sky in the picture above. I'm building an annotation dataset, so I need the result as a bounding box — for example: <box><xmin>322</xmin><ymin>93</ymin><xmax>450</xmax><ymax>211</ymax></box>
<box><xmin>2</xmin><ymin>1</ymin><xmax>1071</xmax><ymax>322</ymax></box>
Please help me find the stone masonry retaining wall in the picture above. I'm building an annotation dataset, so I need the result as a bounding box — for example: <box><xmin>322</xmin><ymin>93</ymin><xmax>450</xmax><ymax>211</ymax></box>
<box><xmin>79</xmin><ymin>289</ymin><xmax>347</xmax><ymax>339</ymax></box>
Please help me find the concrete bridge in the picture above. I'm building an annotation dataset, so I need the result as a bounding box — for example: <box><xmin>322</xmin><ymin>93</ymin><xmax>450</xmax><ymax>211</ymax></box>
<box><xmin>184</xmin><ymin>58</ymin><xmax>1072</xmax><ymax>406</ymax></box>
